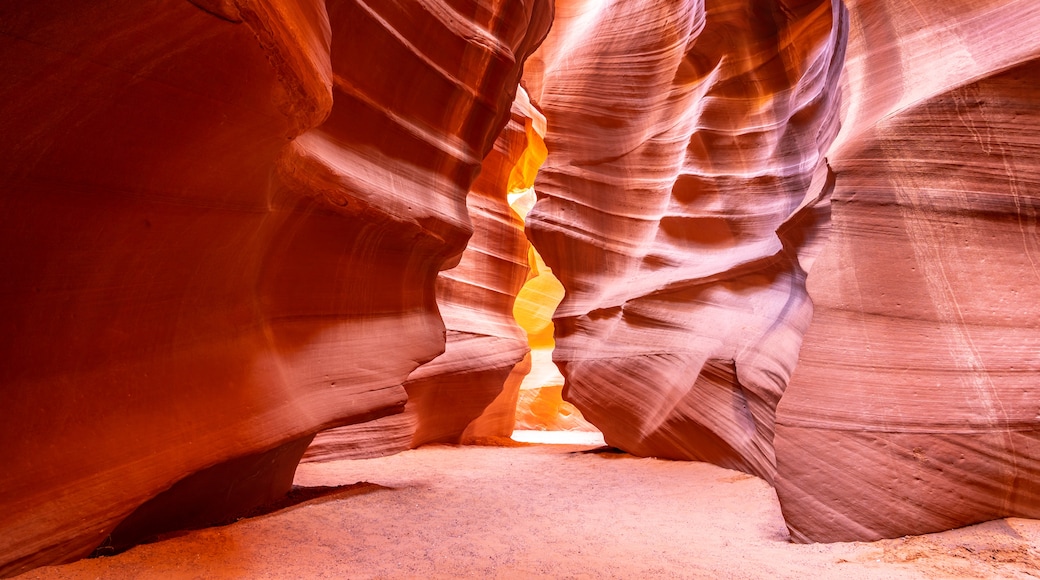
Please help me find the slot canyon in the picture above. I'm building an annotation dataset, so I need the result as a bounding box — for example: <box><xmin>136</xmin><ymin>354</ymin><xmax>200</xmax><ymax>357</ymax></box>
<box><xmin>1</xmin><ymin>0</ymin><xmax>1038</xmax><ymax>578</ymax></box>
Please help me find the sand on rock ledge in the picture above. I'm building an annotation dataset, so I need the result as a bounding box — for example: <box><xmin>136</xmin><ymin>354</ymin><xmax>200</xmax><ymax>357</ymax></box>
<box><xmin>17</xmin><ymin>441</ymin><xmax>1040</xmax><ymax>579</ymax></box>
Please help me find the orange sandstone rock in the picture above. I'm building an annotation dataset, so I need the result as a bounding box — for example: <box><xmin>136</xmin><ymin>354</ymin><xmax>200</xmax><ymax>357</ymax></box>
<box><xmin>402</xmin><ymin>86</ymin><xmax>549</xmax><ymax>448</ymax></box>
<box><xmin>304</xmin><ymin>85</ymin><xmax>550</xmax><ymax>459</ymax></box>
<box><xmin>0</xmin><ymin>0</ymin><xmax>551</xmax><ymax>575</ymax></box>
<box><xmin>2</xmin><ymin>0</ymin><xmax>1039</xmax><ymax>566</ymax></box>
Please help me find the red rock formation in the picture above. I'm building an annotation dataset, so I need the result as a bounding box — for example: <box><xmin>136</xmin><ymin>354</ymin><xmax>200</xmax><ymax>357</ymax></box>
<box><xmin>0</xmin><ymin>0</ymin><xmax>551</xmax><ymax>575</ymax></box>
<box><xmin>3</xmin><ymin>0</ymin><xmax>1038</xmax><ymax>567</ymax></box>
<box><xmin>774</xmin><ymin>0</ymin><xmax>1040</xmax><ymax>542</ymax></box>
<box><xmin>304</xmin><ymin>86</ymin><xmax>548</xmax><ymax>459</ymax></box>
<box><xmin>407</xmin><ymin>89</ymin><xmax>545</xmax><ymax>446</ymax></box>
<box><xmin>525</xmin><ymin>0</ymin><xmax>847</xmax><ymax>480</ymax></box>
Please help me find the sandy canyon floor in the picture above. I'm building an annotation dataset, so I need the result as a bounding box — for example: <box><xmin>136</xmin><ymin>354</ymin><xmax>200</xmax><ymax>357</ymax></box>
<box><xmin>18</xmin><ymin>435</ymin><xmax>1040</xmax><ymax>579</ymax></box>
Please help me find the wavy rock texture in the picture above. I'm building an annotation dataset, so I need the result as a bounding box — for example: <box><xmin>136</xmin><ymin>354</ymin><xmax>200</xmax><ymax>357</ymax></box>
<box><xmin>304</xmin><ymin>87</ymin><xmax>548</xmax><ymax>460</ymax></box>
<box><xmin>400</xmin><ymin>86</ymin><xmax>548</xmax><ymax>446</ymax></box>
<box><xmin>525</xmin><ymin>0</ymin><xmax>847</xmax><ymax>480</ymax></box>
<box><xmin>0</xmin><ymin>0</ymin><xmax>551</xmax><ymax>575</ymax></box>
<box><xmin>4</xmin><ymin>0</ymin><xmax>1039</xmax><ymax>569</ymax></box>
<box><xmin>774</xmin><ymin>0</ymin><xmax>1040</xmax><ymax>542</ymax></box>
<box><xmin>527</xmin><ymin>0</ymin><xmax>1039</xmax><ymax>542</ymax></box>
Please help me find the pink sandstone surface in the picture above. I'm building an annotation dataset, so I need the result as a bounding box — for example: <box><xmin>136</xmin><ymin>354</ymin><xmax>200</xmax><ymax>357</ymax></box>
<box><xmin>524</xmin><ymin>0</ymin><xmax>847</xmax><ymax>481</ymax></box>
<box><xmin>526</xmin><ymin>0</ymin><xmax>1039</xmax><ymax>543</ymax></box>
<box><xmin>773</xmin><ymin>0</ymin><xmax>1040</xmax><ymax>541</ymax></box>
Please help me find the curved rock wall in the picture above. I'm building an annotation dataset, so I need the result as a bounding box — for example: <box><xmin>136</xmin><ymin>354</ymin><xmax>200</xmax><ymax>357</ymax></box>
<box><xmin>2</xmin><ymin>0</ymin><xmax>1039</xmax><ymax>569</ymax></box>
<box><xmin>527</xmin><ymin>0</ymin><xmax>1040</xmax><ymax>542</ymax></box>
<box><xmin>0</xmin><ymin>0</ymin><xmax>551</xmax><ymax>575</ymax></box>
<box><xmin>405</xmin><ymin>88</ymin><xmax>538</xmax><ymax>444</ymax></box>
<box><xmin>525</xmin><ymin>0</ymin><xmax>847</xmax><ymax>481</ymax></box>
<box><xmin>303</xmin><ymin>86</ymin><xmax>549</xmax><ymax>459</ymax></box>
<box><xmin>774</xmin><ymin>0</ymin><xmax>1040</xmax><ymax>542</ymax></box>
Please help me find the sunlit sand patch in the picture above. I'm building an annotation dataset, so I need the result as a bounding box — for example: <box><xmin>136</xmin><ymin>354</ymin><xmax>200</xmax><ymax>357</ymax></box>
<box><xmin>510</xmin><ymin>429</ymin><xmax>605</xmax><ymax>446</ymax></box>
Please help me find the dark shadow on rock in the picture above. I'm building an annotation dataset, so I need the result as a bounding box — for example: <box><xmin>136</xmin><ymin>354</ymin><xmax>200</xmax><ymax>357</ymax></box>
<box><xmin>91</xmin><ymin>470</ymin><xmax>390</xmax><ymax>559</ymax></box>
<box><xmin>262</xmin><ymin>481</ymin><xmax>392</xmax><ymax>514</ymax></box>
<box><xmin>573</xmin><ymin>446</ymin><xmax>631</xmax><ymax>458</ymax></box>
<box><xmin>464</xmin><ymin>436</ymin><xmax>536</xmax><ymax>448</ymax></box>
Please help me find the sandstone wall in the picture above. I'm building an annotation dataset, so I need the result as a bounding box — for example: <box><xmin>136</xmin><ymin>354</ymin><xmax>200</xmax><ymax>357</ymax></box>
<box><xmin>0</xmin><ymin>0</ymin><xmax>551</xmax><ymax>575</ymax></box>
<box><xmin>774</xmin><ymin>0</ymin><xmax>1040</xmax><ymax>541</ymax></box>
<box><xmin>3</xmin><ymin>0</ymin><xmax>1039</xmax><ymax>571</ymax></box>
<box><xmin>526</xmin><ymin>0</ymin><xmax>1040</xmax><ymax>542</ymax></box>
<box><xmin>525</xmin><ymin>0</ymin><xmax>847</xmax><ymax>481</ymax></box>
<box><xmin>303</xmin><ymin>86</ymin><xmax>548</xmax><ymax>460</ymax></box>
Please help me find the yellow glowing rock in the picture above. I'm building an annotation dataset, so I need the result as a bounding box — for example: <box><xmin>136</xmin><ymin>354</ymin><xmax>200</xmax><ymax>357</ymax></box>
<box><xmin>515</xmin><ymin>386</ymin><xmax>598</xmax><ymax>432</ymax></box>
<box><xmin>507</xmin><ymin>89</ymin><xmax>549</xmax><ymax>195</ymax></box>
<box><xmin>512</xmin><ymin>244</ymin><xmax>565</xmax><ymax>349</ymax></box>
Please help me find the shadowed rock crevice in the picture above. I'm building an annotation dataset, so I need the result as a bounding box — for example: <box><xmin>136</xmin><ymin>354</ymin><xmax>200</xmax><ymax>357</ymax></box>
<box><xmin>92</xmin><ymin>436</ymin><xmax>316</xmax><ymax>556</ymax></box>
<box><xmin>93</xmin><ymin>478</ymin><xmax>391</xmax><ymax>558</ymax></box>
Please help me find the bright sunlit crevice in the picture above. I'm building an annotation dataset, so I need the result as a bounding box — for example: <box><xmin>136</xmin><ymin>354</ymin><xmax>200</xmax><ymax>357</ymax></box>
<box><xmin>502</xmin><ymin>91</ymin><xmax>599</xmax><ymax>443</ymax></box>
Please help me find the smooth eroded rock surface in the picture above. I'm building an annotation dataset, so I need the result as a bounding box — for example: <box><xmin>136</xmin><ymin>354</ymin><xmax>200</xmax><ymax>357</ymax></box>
<box><xmin>0</xmin><ymin>0</ymin><xmax>551</xmax><ymax>575</ymax></box>
<box><xmin>3</xmin><ymin>0</ymin><xmax>1039</xmax><ymax>568</ymax></box>
<box><xmin>774</xmin><ymin>0</ymin><xmax>1040</xmax><ymax>542</ymax></box>
<box><xmin>525</xmin><ymin>0</ymin><xmax>847</xmax><ymax>480</ymax></box>
<box><xmin>525</xmin><ymin>0</ymin><xmax>1039</xmax><ymax>541</ymax></box>
<box><xmin>304</xmin><ymin>86</ymin><xmax>549</xmax><ymax>460</ymax></box>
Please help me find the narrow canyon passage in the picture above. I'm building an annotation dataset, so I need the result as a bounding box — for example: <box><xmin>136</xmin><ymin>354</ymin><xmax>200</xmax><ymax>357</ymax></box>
<box><xmin>18</xmin><ymin>442</ymin><xmax>1040</xmax><ymax>579</ymax></box>
<box><xmin>508</xmin><ymin>188</ymin><xmax>599</xmax><ymax>435</ymax></box>
<box><xmin>3</xmin><ymin>0</ymin><xmax>1040</xmax><ymax>575</ymax></box>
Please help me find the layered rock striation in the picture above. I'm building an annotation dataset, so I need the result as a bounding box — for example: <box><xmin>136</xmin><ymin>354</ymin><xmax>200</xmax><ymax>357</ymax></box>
<box><xmin>2</xmin><ymin>0</ymin><xmax>1039</xmax><ymax>569</ymax></box>
<box><xmin>0</xmin><ymin>0</ymin><xmax>551</xmax><ymax>575</ymax></box>
<box><xmin>527</xmin><ymin>0</ymin><xmax>1040</xmax><ymax>542</ymax></box>
<box><xmin>303</xmin><ymin>86</ymin><xmax>548</xmax><ymax>460</ymax></box>
<box><xmin>774</xmin><ymin>0</ymin><xmax>1040</xmax><ymax>541</ymax></box>
<box><xmin>525</xmin><ymin>0</ymin><xmax>847</xmax><ymax>480</ymax></box>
